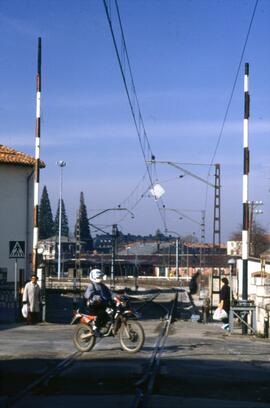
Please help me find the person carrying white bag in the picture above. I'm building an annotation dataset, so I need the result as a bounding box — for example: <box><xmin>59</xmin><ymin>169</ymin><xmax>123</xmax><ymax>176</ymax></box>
<box><xmin>216</xmin><ymin>277</ymin><xmax>231</xmax><ymax>331</ymax></box>
<box><xmin>22</xmin><ymin>275</ymin><xmax>41</xmax><ymax>325</ymax></box>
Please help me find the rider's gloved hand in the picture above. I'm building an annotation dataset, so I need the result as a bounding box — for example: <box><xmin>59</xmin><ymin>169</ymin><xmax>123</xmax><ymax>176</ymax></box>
<box><xmin>92</xmin><ymin>295</ymin><xmax>102</xmax><ymax>303</ymax></box>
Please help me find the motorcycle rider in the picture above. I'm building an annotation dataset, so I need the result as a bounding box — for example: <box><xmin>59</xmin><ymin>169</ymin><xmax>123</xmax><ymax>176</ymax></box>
<box><xmin>84</xmin><ymin>268</ymin><xmax>113</xmax><ymax>336</ymax></box>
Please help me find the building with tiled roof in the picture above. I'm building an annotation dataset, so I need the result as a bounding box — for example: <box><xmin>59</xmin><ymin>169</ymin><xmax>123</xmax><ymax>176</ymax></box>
<box><xmin>0</xmin><ymin>145</ymin><xmax>45</xmax><ymax>167</ymax></box>
<box><xmin>0</xmin><ymin>145</ymin><xmax>45</xmax><ymax>283</ymax></box>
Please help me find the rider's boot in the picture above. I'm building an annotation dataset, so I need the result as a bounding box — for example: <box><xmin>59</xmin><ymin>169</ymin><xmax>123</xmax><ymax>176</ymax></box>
<box><xmin>92</xmin><ymin>323</ymin><xmax>101</xmax><ymax>337</ymax></box>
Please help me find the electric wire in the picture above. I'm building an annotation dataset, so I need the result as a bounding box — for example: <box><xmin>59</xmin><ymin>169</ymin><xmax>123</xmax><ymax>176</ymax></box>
<box><xmin>117</xmin><ymin>170</ymin><xmax>148</xmax><ymax>209</ymax></box>
<box><xmin>203</xmin><ymin>0</ymin><xmax>259</xmax><ymax>223</ymax></box>
<box><xmin>103</xmin><ymin>0</ymin><xmax>167</xmax><ymax>231</ymax></box>
<box><xmin>208</xmin><ymin>0</ymin><xmax>259</xmax><ymax>170</ymax></box>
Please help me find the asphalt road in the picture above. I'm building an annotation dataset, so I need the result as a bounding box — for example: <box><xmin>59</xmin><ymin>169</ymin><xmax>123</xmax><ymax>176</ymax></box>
<box><xmin>1</xmin><ymin>290</ymin><xmax>270</xmax><ymax>407</ymax></box>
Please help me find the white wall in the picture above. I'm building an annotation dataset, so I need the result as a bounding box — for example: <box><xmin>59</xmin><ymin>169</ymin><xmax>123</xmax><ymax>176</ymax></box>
<box><xmin>0</xmin><ymin>164</ymin><xmax>34</xmax><ymax>282</ymax></box>
<box><xmin>236</xmin><ymin>259</ymin><xmax>270</xmax><ymax>299</ymax></box>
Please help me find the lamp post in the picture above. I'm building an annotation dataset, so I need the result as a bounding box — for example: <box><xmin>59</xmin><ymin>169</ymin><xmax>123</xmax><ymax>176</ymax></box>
<box><xmin>163</xmin><ymin>207</ymin><xmax>204</xmax><ymax>279</ymax></box>
<box><xmin>56</xmin><ymin>161</ymin><xmax>66</xmax><ymax>280</ymax></box>
<box><xmin>165</xmin><ymin>229</ymin><xmax>181</xmax><ymax>281</ymax></box>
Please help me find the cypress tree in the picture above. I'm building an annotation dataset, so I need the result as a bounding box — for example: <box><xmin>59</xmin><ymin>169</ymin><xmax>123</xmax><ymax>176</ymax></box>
<box><xmin>39</xmin><ymin>186</ymin><xmax>54</xmax><ymax>239</ymax></box>
<box><xmin>76</xmin><ymin>192</ymin><xmax>93</xmax><ymax>251</ymax></box>
<box><xmin>54</xmin><ymin>198</ymin><xmax>69</xmax><ymax>237</ymax></box>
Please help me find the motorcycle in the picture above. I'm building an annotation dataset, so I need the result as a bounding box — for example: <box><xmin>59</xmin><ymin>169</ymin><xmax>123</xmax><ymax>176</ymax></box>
<box><xmin>71</xmin><ymin>295</ymin><xmax>145</xmax><ymax>353</ymax></box>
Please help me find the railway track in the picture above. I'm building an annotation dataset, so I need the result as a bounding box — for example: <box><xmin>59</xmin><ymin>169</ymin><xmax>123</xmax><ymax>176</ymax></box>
<box><xmin>1</xmin><ymin>292</ymin><xmax>178</xmax><ymax>408</ymax></box>
<box><xmin>2</xmin><ymin>351</ymin><xmax>82</xmax><ymax>408</ymax></box>
<box><xmin>131</xmin><ymin>291</ymin><xmax>178</xmax><ymax>408</ymax></box>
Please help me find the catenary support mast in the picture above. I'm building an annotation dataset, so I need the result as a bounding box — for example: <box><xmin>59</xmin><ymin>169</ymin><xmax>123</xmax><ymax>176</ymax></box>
<box><xmin>242</xmin><ymin>63</ymin><xmax>250</xmax><ymax>301</ymax></box>
<box><xmin>32</xmin><ymin>37</ymin><xmax>42</xmax><ymax>274</ymax></box>
<box><xmin>213</xmin><ymin>164</ymin><xmax>221</xmax><ymax>248</ymax></box>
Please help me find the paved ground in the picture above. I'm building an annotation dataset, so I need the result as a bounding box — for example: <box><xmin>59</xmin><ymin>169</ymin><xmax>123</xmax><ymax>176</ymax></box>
<box><xmin>1</xmin><ymin>290</ymin><xmax>270</xmax><ymax>407</ymax></box>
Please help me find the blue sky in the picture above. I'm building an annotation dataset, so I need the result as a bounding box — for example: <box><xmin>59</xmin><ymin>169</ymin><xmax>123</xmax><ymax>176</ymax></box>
<box><xmin>1</xmin><ymin>0</ymin><xmax>270</xmax><ymax>242</ymax></box>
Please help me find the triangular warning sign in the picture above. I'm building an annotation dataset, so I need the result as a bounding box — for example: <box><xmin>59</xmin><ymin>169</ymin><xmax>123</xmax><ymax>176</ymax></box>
<box><xmin>10</xmin><ymin>242</ymin><xmax>25</xmax><ymax>258</ymax></box>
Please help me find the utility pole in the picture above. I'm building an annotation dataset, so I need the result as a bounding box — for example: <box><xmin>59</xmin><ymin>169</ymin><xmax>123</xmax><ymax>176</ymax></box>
<box><xmin>57</xmin><ymin>161</ymin><xmax>66</xmax><ymax>280</ymax></box>
<box><xmin>165</xmin><ymin>230</ymin><xmax>181</xmax><ymax>281</ymax></box>
<box><xmin>75</xmin><ymin>211</ymin><xmax>81</xmax><ymax>279</ymax></box>
<box><xmin>176</xmin><ymin>237</ymin><xmax>179</xmax><ymax>281</ymax></box>
<box><xmin>149</xmin><ymin>160</ymin><xmax>221</xmax><ymax>251</ymax></box>
<box><xmin>200</xmin><ymin>210</ymin><xmax>206</xmax><ymax>272</ymax></box>
<box><xmin>241</xmin><ymin>63</ymin><xmax>250</xmax><ymax>335</ymax></box>
<box><xmin>32</xmin><ymin>37</ymin><xmax>42</xmax><ymax>274</ymax></box>
<box><xmin>110</xmin><ymin>224</ymin><xmax>118</xmax><ymax>289</ymax></box>
<box><xmin>242</xmin><ymin>63</ymin><xmax>250</xmax><ymax>303</ymax></box>
<box><xmin>73</xmin><ymin>211</ymin><xmax>81</xmax><ymax>303</ymax></box>
<box><xmin>211</xmin><ymin>165</ymin><xmax>221</xmax><ymax>308</ymax></box>
<box><xmin>213</xmin><ymin>164</ymin><xmax>221</xmax><ymax>249</ymax></box>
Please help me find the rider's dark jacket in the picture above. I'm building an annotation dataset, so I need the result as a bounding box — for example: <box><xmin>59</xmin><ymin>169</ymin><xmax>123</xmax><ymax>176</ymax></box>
<box><xmin>84</xmin><ymin>281</ymin><xmax>112</xmax><ymax>306</ymax></box>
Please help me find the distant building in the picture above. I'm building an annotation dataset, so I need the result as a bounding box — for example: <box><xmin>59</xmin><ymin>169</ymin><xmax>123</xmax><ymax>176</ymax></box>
<box><xmin>38</xmin><ymin>236</ymin><xmax>77</xmax><ymax>261</ymax></box>
<box><xmin>227</xmin><ymin>240</ymin><xmax>242</xmax><ymax>256</ymax></box>
<box><xmin>93</xmin><ymin>234</ymin><xmax>113</xmax><ymax>253</ymax></box>
<box><xmin>0</xmin><ymin>145</ymin><xmax>45</xmax><ymax>282</ymax></box>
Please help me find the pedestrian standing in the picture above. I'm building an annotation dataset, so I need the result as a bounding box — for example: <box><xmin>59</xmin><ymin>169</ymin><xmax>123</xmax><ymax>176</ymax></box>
<box><xmin>189</xmin><ymin>271</ymin><xmax>201</xmax><ymax>297</ymax></box>
<box><xmin>219</xmin><ymin>277</ymin><xmax>230</xmax><ymax>330</ymax></box>
<box><xmin>22</xmin><ymin>275</ymin><xmax>41</xmax><ymax>324</ymax></box>
<box><xmin>187</xmin><ymin>271</ymin><xmax>201</xmax><ymax>320</ymax></box>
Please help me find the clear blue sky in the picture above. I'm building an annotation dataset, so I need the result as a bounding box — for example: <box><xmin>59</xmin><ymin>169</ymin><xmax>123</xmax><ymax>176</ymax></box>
<box><xmin>1</xmin><ymin>0</ymin><xmax>269</xmax><ymax>242</ymax></box>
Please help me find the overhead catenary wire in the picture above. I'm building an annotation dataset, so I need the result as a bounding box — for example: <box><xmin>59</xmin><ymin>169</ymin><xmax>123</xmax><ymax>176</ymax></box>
<box><xmin>203</xmin><ymin>0</ymin><xmax>259</xmax><ymax>218</ymax></box>
<box><xmin>103</xmin><ymin>0</ymin><xmax>167</xmax><ymax>231</ymax></box>
<box><xmin>209</xmin><ymin>0</ymin><xmax>259</xmax><ymax>170</ymax></box>
<box><xmin>117</xmin><ymin>170</ymin><xmax>148</xmax><ymax>208</ymax></box>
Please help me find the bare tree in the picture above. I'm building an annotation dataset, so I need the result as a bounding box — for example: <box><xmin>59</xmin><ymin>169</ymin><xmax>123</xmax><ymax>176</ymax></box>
<box><xmin>230</xmin><ymin>221</ymin><xmax>269</xmax><ymax>258</ymax></box>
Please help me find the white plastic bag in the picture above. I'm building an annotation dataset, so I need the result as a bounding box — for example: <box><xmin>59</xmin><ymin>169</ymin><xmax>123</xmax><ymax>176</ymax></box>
<box><xmin>21</xmin><ymin>304</ymin><xmax>29</xmax><ymax>319</ymax></box>
<box><xmin>213</xmin><ymin>307</ymin><xmax>228</xmax><ymax>321</ymax></box>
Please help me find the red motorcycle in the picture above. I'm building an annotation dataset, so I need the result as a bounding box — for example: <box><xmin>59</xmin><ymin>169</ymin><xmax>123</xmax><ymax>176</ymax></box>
<box><xmin>71</xmin><ymin>295</ymin><xmax>145</xmax><ymax>353</ymax></box>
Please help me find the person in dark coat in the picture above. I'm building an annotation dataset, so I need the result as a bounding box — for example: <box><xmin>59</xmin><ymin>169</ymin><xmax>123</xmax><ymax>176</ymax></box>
<box><xmin>219</xmin><ymin>277</ymin><xmax>230</xmax><ymax>330</ymax></box>
<box><xmin>189</xmin><ymin>271</ymin><xmax>200</xmax><ymax>296</ymax></box>
<box><xmin>187</xmin><ymin>271</ymin><xmax>202</xmax><ymax>320</ymax></box>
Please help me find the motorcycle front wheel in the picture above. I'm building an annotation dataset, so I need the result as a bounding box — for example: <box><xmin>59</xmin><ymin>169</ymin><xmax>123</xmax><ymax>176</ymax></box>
<box><xmin>73</xmin><ymin>323</ymin><xmax>96</xmax><ymax>352</ymax></box>
<box><xmin>119</xmin><ymin>320</ymin><xmax>145</xmax><ymax>353</ymax></box>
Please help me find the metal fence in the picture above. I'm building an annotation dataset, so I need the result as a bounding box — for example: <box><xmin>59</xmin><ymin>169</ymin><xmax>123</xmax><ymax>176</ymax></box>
<box><xmin>0</xmin><ymin>289</ymin><xmax>20</xmax><ymax>323</ymax></box>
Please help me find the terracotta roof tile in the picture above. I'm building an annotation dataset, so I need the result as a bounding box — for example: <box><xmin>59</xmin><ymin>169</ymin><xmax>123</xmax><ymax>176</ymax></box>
<box><xmin>0</xmin><ymin>145</ymin><xmax>45</xmax><ymax>167</ymax></box>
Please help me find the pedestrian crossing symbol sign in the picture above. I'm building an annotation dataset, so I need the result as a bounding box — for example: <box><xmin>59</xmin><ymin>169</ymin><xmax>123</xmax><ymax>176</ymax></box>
<box><xmin>9</xmin><ymin>241</ymin><xmax>25</xmax><ymax>258</ymax></box>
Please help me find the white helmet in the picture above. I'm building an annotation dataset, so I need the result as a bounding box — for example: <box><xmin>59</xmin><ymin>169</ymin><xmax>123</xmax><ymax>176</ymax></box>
<box><xmin>89</xmin><ymin>268</ymin><xmax>104</xmax><ymax>283</ymax></box>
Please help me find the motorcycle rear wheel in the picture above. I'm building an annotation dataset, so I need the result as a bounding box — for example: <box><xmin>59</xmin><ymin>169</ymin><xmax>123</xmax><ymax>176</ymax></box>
<box><xmin>119</xmin><ymin>320</ymin><xmax>145</xmax><ymax>353</ymax></box>
<box><xmin>73</xmin><ymin>323</ymin><xmax>96</xmax><ymax>352</ymax></box>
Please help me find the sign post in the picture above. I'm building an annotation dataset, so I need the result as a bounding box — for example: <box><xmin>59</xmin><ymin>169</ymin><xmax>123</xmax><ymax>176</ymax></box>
<box><xmin>14</xmin><ymin>259</ymin><xmax>18</xmax><ymax>301</ymax></box>
<box><xmin>9</xmin><ymin>241</ymin><xmax>25</xmax><ymax>301</ymax></box>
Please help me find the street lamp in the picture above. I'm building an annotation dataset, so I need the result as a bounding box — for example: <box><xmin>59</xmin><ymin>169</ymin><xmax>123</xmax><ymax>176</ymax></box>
<box><xmin>163</xmin><ymin>207</ymin><xmax>205</xmax><ymax>277</ymax></box>
<box><xmin>165</xmin><ymin>229</ymin><xmax>181</xmax><ymax>281</ymax></box>
<box><xmin>56</xmin><ymin>160</ymin><xmax>66</xmax><ymax>280</ymax></box>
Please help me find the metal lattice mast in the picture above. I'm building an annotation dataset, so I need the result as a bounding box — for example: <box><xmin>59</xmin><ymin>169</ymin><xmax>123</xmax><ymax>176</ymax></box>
<box><xmin>211</xmin><ymin>165</ymin><xmax>221</xmax><ymax>308</ymax></box>
<box><xmin>213</xmin><ymin>164</ymin><xmax>221</xmax><ymax>249</ymax></box>
<box><xmin>32</xmin><ymin>37</ymin><xmax>42</xmax><ymax>274</ymax></box>
<box><xmin>200</xmin><ymin>210</ymin><xmax>206</xmax><ymax>271</ymax></box>
<box><xmin>75</xmin><ymin>211</ymin><xmax>81</xmax><ymax>278</ymax></box>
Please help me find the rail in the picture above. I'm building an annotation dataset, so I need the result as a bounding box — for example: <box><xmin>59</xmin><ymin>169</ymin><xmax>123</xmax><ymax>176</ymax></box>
<box><xmin>3</xmin><ymin>351</ymin><xmax>82</xmax><ymax>408</ymax></box>
<box><xmin>131</xmin><ymin>291</ymin><xmax>178</xmax><ymax>408</ymax></box>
